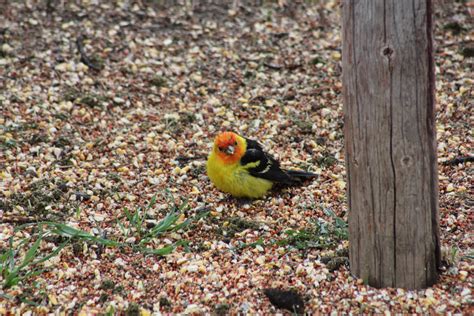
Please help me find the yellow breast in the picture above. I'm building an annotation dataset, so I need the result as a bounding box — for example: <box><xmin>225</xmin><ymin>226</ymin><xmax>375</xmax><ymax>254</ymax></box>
<box><xmin>206</xmin><ymin>152</ymin><xmax>273</xmax><ymax>198</ymax></box>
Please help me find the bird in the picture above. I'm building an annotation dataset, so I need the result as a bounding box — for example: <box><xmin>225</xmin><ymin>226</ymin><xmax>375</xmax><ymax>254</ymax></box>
<box><xmin>206</xmin><ymin>131</ymin><xmax>317</xmax><ymax>198</ymax></box>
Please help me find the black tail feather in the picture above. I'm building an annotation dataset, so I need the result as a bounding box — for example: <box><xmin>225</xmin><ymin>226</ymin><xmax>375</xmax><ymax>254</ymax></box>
<box><xmin>285</xmin><ymin>169</ymin><xmax>318</xmax><ymax>182</ymax></box>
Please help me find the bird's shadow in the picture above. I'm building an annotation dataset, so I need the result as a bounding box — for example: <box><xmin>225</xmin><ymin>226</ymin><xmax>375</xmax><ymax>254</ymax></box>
<box><xmin>220</xmin><ymin>196</ymin><xmax>254</xmax><ymax>207</ymax></box>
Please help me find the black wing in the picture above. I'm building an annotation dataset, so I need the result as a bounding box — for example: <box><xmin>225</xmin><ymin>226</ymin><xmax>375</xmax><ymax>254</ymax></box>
<box><xmin>240</xmin><ymin>146</ymin><xmax>295</xmax><ymax>184</ymax></box>
<box><xmin>242</xmin><ymin>137</ymin><xmax>318</xmax><ymax>184</ymax></box>
<box><xmin>244</xmin><ymin>137</ymin><xmax>280</xmax><ymax>165</ymax></box>
<box><xmin>244</xmin><ymin>138</ymin><xmax>264</xmax><ymax>151</ymax></box>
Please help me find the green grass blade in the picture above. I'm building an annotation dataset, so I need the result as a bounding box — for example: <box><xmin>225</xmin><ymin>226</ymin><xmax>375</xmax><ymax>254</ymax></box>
<box><xmin>145</xmin><ymin>194</ymin><xmax>157</xmax><ymax>211</ymax></box>
<box><xmin>177</xmin><ymin>199</ymin><xmax>188</xmax><ymax>211</ymax></box>
<box><xmin>42</xmin><ymin>222</ymin><xmax>120</xmax><ymax>247</ymax></box>
<box><xmin>0</xmin><ymin>248</ymin><xmax>14</xmax><ymax>273</ymax></box>
<box><xmin>149</xmin><ymin>212</ymin><xmax>181</xmax><ymax>234</ymax></box>
<box><xmin>18</xmin><ymin>228</ymin><xmax>44</xmax><ymax>269</ymax></box>
<box><xmin>123</xmin><ymin>207</ymin><xmax>133</xmax><ymax>223</ymax></box>
<box><xmin>31</xmin><ymin>239</ymin><xmax>70</xmax><ymax>266</ymax></box>
<box><xmin>116</xmin><ymin>219</ymin><xmax>128</xmax><ymax>237</ymax></box>
<box><xmin>3</xmin><ymin>274</ymin><xmax>20</xmax><ymax>289</ymax></box>
<box><xmin>132</xmin><ymin>208</ymin><xmax>140</xmax><ymax>225</ymax></box>
<box><xmin>172</xmin><ymin>209</ymin><xmax>209</xmax><ymax>232</ymax></box>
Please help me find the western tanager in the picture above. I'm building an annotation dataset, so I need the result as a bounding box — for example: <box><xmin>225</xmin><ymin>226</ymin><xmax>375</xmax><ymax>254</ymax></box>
<box><xmin>206</xmin><ymin>131</ymin><xmax>317</xmax><ymax>198</ymax></box>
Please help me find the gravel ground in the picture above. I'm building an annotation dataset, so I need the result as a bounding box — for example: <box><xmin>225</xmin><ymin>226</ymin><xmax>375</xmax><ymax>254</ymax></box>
<box><xmin>0</xmin><ymin>0</ymin><xmax>472</xmax><ymax>314</ymax></box>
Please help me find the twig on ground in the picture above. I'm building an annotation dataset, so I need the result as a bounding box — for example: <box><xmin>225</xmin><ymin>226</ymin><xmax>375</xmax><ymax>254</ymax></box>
<box><xmin>76</xmin><ymin>35</ymin><xmax>102</xmax><ymax>71</ymax></box>
<box><xmin>442</xmin><ymin>156</ymin><xmax>474</xmax><ymax>166</ymax></box>
<box><xmin>263</xmin><ymin>62</ymin><xmax>302</xmax><ymax>71</ymax></box>
<box><xmin>263</xmin><ymin>62</ymin><xmax>283</xmax><ymax>70</ymax></box>
<box><xmin>240</xmin><ymin>56</ymin><xmax>261</xmax><ymax>63</ymax></box>
<box><xmin>1</xmin><ymin>216</ymin><xmax>38</xmax><ymax>224</ymax></box>
<box><xmin>175</xmin><ymin>155</ymin><xmax>206</xmax><ymax>165</ymax></box>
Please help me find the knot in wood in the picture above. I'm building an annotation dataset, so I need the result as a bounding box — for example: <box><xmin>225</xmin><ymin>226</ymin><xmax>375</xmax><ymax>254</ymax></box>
<box><xmin>382</xmin><ymin>46</ymin><xmax>394</xmax><ymax>57</ymax></box>
<box><xmin>401</xmin><ymin>155</ymin><xmax>412</xmax><ymax>166</ymax></box>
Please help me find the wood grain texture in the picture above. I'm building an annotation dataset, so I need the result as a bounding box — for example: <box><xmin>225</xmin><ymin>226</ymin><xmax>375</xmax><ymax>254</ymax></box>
<box><xmin>342</xmin><ymin>0</ymin><xmax>440</xmax><ymax>289</ymax></box>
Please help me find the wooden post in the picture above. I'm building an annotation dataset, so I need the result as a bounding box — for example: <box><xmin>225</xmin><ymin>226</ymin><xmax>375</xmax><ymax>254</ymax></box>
<box><xmin>342</xmin><ymin>0</ymin><xmax>440</xmax><ymax>289</ymax></box>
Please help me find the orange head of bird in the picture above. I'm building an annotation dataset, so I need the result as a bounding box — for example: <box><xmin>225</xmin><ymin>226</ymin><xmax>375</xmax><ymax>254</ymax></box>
<box><xmin>213</xmin><ymin>131</ymin><xmax>244</xmax><ymax>164</ymax></box>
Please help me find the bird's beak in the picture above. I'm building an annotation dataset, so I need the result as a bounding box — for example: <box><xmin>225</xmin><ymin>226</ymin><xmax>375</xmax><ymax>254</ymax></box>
<box><xmin>225</xmin><ymin>145</ymin><xmax>235</xmax><ymax>155</ymax></box>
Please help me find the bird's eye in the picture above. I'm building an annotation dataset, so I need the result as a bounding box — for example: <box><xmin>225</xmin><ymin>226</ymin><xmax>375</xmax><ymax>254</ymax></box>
<box><xmin>234</xmin><ymin>141</ymin><xmax>237</xmax><ymax>146</ymax></box>
<box><xmin>218</xmin><ymin>146</ymin><xmax>224</xmax><ymax>151</ymax></box>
